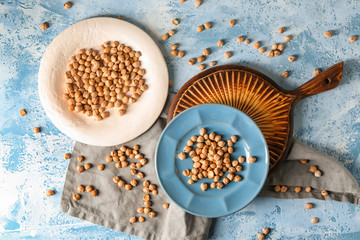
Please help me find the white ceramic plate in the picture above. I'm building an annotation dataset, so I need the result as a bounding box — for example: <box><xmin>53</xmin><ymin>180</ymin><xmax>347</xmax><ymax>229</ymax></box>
<box><xmin>38</xmin><ymin>17</ymin><xmax>168</xmax><ymax>146</ymax></box>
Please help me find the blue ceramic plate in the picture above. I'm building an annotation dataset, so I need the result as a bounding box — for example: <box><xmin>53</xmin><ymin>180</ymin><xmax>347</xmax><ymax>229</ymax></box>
<box><xmin>155</xmin><ymin>104</ymin><xmax>269</xmax><ymax>218</ymax></box>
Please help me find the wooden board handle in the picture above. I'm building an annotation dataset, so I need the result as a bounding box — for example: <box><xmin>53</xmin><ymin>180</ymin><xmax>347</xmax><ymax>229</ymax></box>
<box><xmin>289</xmin><ymin>62</ymin><xmax>344</xmax><ymax>101</ymax></box>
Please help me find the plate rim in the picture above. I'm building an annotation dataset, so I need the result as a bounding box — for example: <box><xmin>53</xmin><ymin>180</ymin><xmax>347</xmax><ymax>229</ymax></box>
<box><xmin>156</xmin><ymin>103</ymin><xmax>269</xmax><ymax>218</ymax></box>
<box><xmin>38</xmin><ymin>17</ymin><xmax>169</xmax><ymax>146</ymax></box>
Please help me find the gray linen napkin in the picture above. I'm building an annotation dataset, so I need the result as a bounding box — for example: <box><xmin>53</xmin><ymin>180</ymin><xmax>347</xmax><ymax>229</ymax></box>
<box><xmin>60</xmin><ymin>94</ymin><xmax>360</xmax><ymax>240</ymax></box>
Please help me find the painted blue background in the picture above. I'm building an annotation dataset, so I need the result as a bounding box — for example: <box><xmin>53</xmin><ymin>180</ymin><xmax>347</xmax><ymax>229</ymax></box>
<box><xmin>0</xmin><ymin>0</ymin><xmax>359</xmax><ymax>239</ymax></box>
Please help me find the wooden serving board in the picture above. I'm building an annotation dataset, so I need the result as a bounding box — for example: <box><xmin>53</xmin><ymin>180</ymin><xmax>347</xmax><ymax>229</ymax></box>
<box><xmin>167</xmin><ymin>62</ymin><xmax>344</xmax><ymax>169</ymax></box>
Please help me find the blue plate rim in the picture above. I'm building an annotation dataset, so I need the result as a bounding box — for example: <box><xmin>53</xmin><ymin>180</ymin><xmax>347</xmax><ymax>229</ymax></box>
<box><xmin>155</xmin><ymin>103</ymin><xmax>269</xmax><ymax>218</ymax></box>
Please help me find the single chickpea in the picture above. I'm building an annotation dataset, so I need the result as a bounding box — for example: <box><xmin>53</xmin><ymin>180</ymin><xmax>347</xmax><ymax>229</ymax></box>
<box><xmin>216</xmin><ymin>182</ymin><xmax>224</xmax><ymax>189</ymax></box>
<box><xmin>324</xmin><ymin>31</ymin><xmax>333</xmax><ymax>38</ymax></box>
<box><xmin>149</xmin><ymin>211</ymin><xmax>156</xmax><ymax>218</ymax></box>
<box><xmin>172</xmin><ymin>19</ymin><xmax>179</xmax><ymax>25</ymax></box>
<box><xmin>223</xmin><ymin>177</ymin><xmax>230</xmax><ymax>185</ymax></box>
<box><xmin>284</xmin><ymin>35</ymin><xmax>292</xmax><ymax>41</ymax></box>
<box><xmin>77</xmin><ymin>156</ymin><xmax>84</xmax><ymax>162</ymax></box>
<box><xmin>113</xmin><ymin>176</ymin><xmax>120</xmax><ymax>183</ymax></box>
<box><xmin>229</xmin><ymin>19</ymin><xmax>236</xmax><ymax>27</ymax></box>
<box><xmin>33</xmin><ymin>127</ymin><xmax>40</xmax><ymax>134</ymax></box>
<box><xmin>281</xmin><ymin>71</ymin><xmax>289</xmax><ymax>78</ymax></box>
<box><xmin>198</xmin><ymin>64</ymin><xmax>205</xmax><ymax>71</ymax></box>
<box><xmin>258</xmin><ymin>233</ymin><xmax>265</xmax><ymax>240</ymax></box>
<box><xmin>85</xmin><ymin>185</ymin><xmax>93</xmax><ymax>192</ymax></box>
<box><xmin>152</xmin><ymin>189</ymin><xmax>158</xmax><ymax>195</ymax></box>
<box><xmin>77</xmin><ymin>165</ymin><xmax>85</xmax><ymax>173</ymax></box>
<box><xmin>84</xmin><ymin>163</ymin><xmax>92</xmax><ymax>170</ymax></box>
<box><xmin>143</xmin><ymin>180</ymin><xmax>150</xmax><ymax>187</ymax></box>
<box><xmin>137</xmin><ymin>172</ymin><xmax>144</xmax><ymax>178</ymax></box>
<box><xmin>194</xmin><ymin>0</ymin><xmax>201</xmax><ymax>7</ymax></box>
<box><xmin>139</xmin><ymin>216</ymin><xmax>145</xmax><ymax>222</ymax></box>
<box><xmin>125</xmin><ymin>184</ymin><xmax>132</xmax><ymax>191</ymax></box>
<box><xmin>197</xmin><ymin>55</ymin><xmax>205</xmax><ymax>63</ymax></box>
<box><xmin>288</xmin><ymin>55</ymin><xmax>296</xmax><ymax>62</ymax></box>
<box><xmin>41</xmin><ymin>22</ymin><xmax>48</xmax><ymax>30</ymax></box>
<box><xmin>144</xmin><ymin>201</ymin><xmax>152</xmax><ymax>207</ymax></box>
<box><xmin>170</xmin><ymin>44</ymin><xmax>178</xmax><ymax>50</ymax></box>
<box><xmin>224</xmin><ymin>52</ymin><xmax>231</xmax><ymax>59</ymax></box>
<box><xmin>178</xmin><ymin>152</ymin><xmax>186</xmax><ymax>160</ymax></box>
<box><xmin>171</xmin><ymin>50</ymin><xmax>178</xmax><ymax>57</ymax></box>
<box><xmin>267</xmin><ymin>50</ymin><xmax>274</xmax><ymax>57</ymax></box>
<box><xmin>305</xmin><ymin>186</ymin><xmax>312</xmax><ymax>192</ymax></box>
<box><xmin>253</xmin><ymin>41</ymin><xmax>260</xmax><ymax>49</ymax></box>
<box><xmin>238</xmin><ymin>156</ymin><xmax>245</xmax><ymax>163</ymax></box>
<box><xmin>309</xmin><ymin>165</ymin><xmax>318</xmax><ymax>173</ymax></box>
<box><xmin>237</xmin><ymin>36</ymin><xmax>245</xmax><ymax>43</ymax></box>
<box><xmin>144</xmin><ymin>207</ymin><xmax>151</xmax><ymax>214</ymax></box>
<box><xmin>280</xmin><ymin>185</ymin><xmax>288</xmax><ymax>192</ymax></box>
<box><xmin>258</xmin><ymin>47</ymin><xmax>266</xmax><ymax>54</ymax></box>
<box><xmin>78</xmin><ymin>185</ymin><xmax>85</xmax><ymax>192</ymax></box>
<box><xmin>244</xmin><ymin>39</ymin><xmax>250</xmax><ymax>45</ymax></box>
<box><xmin>137</xmin><ymin>207</ymin><xmax>144</xmax><ymax>213</ymax></box>
<box><xmin>129</xmin><ymin>216</ymin><xmax>137</xmax><ymax>223</ymax></box>
<box><xmin>217</xmin><ymin>40</ymin><xmax>224</xmax><ymax>47</ymax></box>
<box><xmin>203</xmin><ymin>49</ymin><xmax>210</xmax><ymax>56</ymax></box>
<box><xmin>130</xmin><ymin>169</ymin><xmax>137</xmax><ymax>175</ymax></box>
<box><xmin>305</xmin><ymin>203</ymin><xmax>313</xmax><ymax>209</ymax></box>
<box><xmin>64</xmin><ymin>2</ymin><xmax>72</xmax><ymax>9</ymax></box>
<box><xmin>46</xmin><ymin>190</ymin><xmax>55</xmax><ymax>196</ymax></box>
<box><xmin>272</xmin><ymin>44</ymin><xmax>278</xmax><ymax>50</ymax></box>
<box><xmin>314</xmin><ymin>69</ymin><xmax>321</xmax><ymax>76</ymax></box>
<box><xmin>349</xmin><ymin>36</ymin><xmax>357</xmax><ymax>43</ymax></box>
<box><xmin>64</xmin><ymin>153</ymin><xmax>71</xmax><ymax>159</ymax></box>
<box><xmin>274</xmin><ymin>185</ymin><xmax>281</xmax><ymax>192</ymax></box>
<box><xmin>278</xmin><ymin>43</ymin><xmax>285</xmax><ymax>51</ymax></box>
<box><xmin>209</xmin><ymin>61</ymin><xmax>216</xmax><ymax>66</ymax></box>
<box><xmin>162</xmin><ymin>33</ymin><xmax>169</xmax><ymax>41</ymax></box>
<box><xmin>248</xmin><ymin>156</ymin><xmax>257</xmax><ymax>164</ymax></box>
<box><xmin>73</xmin><ymin>193</ymin><xmax>81</xmax><ymax>201</ymax></box>
<box><xmin>311</xmin><ymin>217</ymin><xmax>319</xmax><ymax>224</ymax></box>
<box><xmin>300</xmin><ymin>159</ymin><xmax>308</xmax><ymax>164</ymax></box>
<box><xmin>178</xmin><ymin>51</ymin><xmax>185</xmax><ymax>58</ymax></box>
<box><xmin>201</xmin><ymin>183</ymin><xmax>208</xmax><ymax>191</ymax></box>
<box><xmin>149</xmin><ymin>184</ymin><xmax>156</xmax><ymax>191</ymax></box>
<box><xmin>91</xmin><ymin>189</ymin><xmax>98</xmax><ymax>197</ymax></box>
<box><xmin>197</xmin><ymin>25</ymin><xmax>204</xmax><ymax>32</ymax></box>
<box><xmin>188</xmin><ymin>179</ymin><xmax>194</xmax><ymax>184</ymax></box>
<box><xmin>314</xmin><ymin>170</ymin><xmax>322</xmax><ymax>177</ymax></box>
<box><xmin>20</xmin><ymin>109</ymin><xmax>27</xmax><ymax>116</ymax></box>
<box><xmin>143</xmin><ymin>194</ymin><xmax>150</xmax><ymax>201</ymax></box>
<box><xmin>163</xmin><ymin>203</ymin><xmax>169</xmax><ymax>209</ymax></box>
<box><xmin>274</xmin><ymin>50</ymin><xmax>281</xmax><ymax>57</ymax></box>
<box><xmin>263</xmin><ymin>228</ymin><xmax>270</xmax><ymax>235</ymax></box>
<box><xmin>321</xmin><ymin>190</ymin><xmax>328</xmax><ymax>196</ymax></box>
<box><xmin>278</xmin><ymin>27</ymin><xmax>285</xmax><ymax>33</ymax></box>
<box><xmin>188</xmin><ymin>58</ymin><xmax>196</xmax><ymax>65</ymax></box>
<box><xmin>168</xmin><ymin>30</ymin><xmax>176</xmax><ymax>36</ymax></box>
<box><xmin>294</xmin><ymin>186</ymin><xmax>302</xmax><ymax>193</ymax></box>
<box><xmin>130</xmin><ymin>179</ymin><xmax>138</xmax><ymax>187</ymax></box>
<box><xmin>204</xmin><ymin>22</ymin><xmax>212</xmax><ymax>29</ymax></box>
<box><xmin>118</xmin><ymin>180</ymin><xmax>125</xmax><ymax>188</ymax></box>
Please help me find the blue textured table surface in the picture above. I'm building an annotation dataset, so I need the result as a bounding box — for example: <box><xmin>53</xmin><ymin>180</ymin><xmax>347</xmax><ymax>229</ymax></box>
<box><xmin>1</xmin><ymin>0</ymin><xmax>360</xmax><ymax>239</ymax></box>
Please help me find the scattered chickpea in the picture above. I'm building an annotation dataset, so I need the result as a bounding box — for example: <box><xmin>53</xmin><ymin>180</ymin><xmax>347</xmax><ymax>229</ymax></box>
<box><xmin>118</xmin><ymin>180</ymin><xmax>125</xmax><ymax>188</ymax></box>
<box><xmin>84</xmin><ymin>163</ymin><xmax>92</xmax><ymax>170</ymax></box>
<box><xmin>204</xmin><ymin>22</ymin><xmax>212</xmax><ymax>29</ymax></box>
<box><xmin>258</xmin><ymin>47</ymin><xmax>266</xmax><ymax>54</ymax></box>
<box><xmin>311</xmin><ymin>217</ymin><xmax>319</xmax><ymax>224</ymax></box>
<box><xmin>314</xmin><ymin>69</ymin><xmax>321</xmax><ymax>76</ymax></box>
<box><xmin>294</xmin><ymin>186</ymin><xmax>302</xmax><ymax>193</ymax></box>
<box><xmin>64</xmin><ymin>153</ymin><xmax>71</xmax><ymax>159</ymax></box>
<box><xmin>91</xmin><ymin>189</ymin><xmax>98</xmax><ymax>197</ymax></box>
<box><xmin>305</xmin><ymin>203</ymin><xmax>313</xmax><ymax>209</ymax></box>
<box><xmin>198</xmin><ymin>64</ymin><xmax>205</xmax><ymax>71</ymax></box>
<box><xmin>216</xmin><ymin>182</ymin><xmax>224</xmax><ymax>189</ymax></box>
<box><xmin>41</xmin><ymin>22</ymin><xmax>48</xmax><ymax>30</ymax></box>
<box><xmin>349</xmin><ymin>36</ymin><xmax>357</xmax><ymax>43</ymax></box>
<box><xmin>258</xmin><ymin>233</ymin><xmax>265</xmax><ymax>240</ymax></box>
<box><xmin>129</xmin><ymin>216</ymin><xmax>137</xmax><ymax>223</ymax></box>
<box><xmin>238</xmin><ymin>156</ymin><xmax>245</xmax><ymax>163</ymax></box>
<box><xmin>180</xmin><ymin>0</ymin><xmax>186</xmax><ymax>2</ymax></box>
<box><xmin>274</xmin><ymin>185</ymin><xmax>281</xmax><ymax>192</ymax></box>
<box><xmin>97</xmin><ymin>164</ymin><xmax>104</xmax><ymax>171</ymax></box>
<box><xmin>172</xmin><ymin>19</ymin><xmax>179</xmax><ymax>25</ymax></box>
<box><xmin>125</xmin><ymin>184</ymin><xmax>133</xmax><ymax>191</ymax></box>
<box><xmin>267</xmin><ymin>50</ymin><xmax>274</xmax><ymax>57</ymax></box>
<box><xmin>324</xmin><ymin>31</ymin><xmax>333</xmax><ymax>38</ymax></box>
<box><xmin>143</xmin><ymin>180</ymin><xmax>150</xmax><ymax>187</ymax></box>
<box><xmin>139</xmin><ymin>216</ymin><xmax>145</xmax><ymax>222</ymax></box>
<box><xmin>305</xmin><ymin>186</ymin><xmax>312</xmax><ymax>192</ymax></box>
<box><xmin>321</xmin><ymin>190</ymin><xmax>328</xmax><ymax>196</ymax></box>
<box><xmin>274</xmin><ymin>50</ymin><xmax>281</xmax><ymax>57</ymax></box>
<box><xmin>152</xmin><ymin>189</ymin><xmax>158</xmax><ymax>195</ymax></box>
<box><xmin>224</xmin><ymin>52</ymin><xmax>231</xmax><ymax>59</ymax></box>
<box><xmin>229</xmin><ymin>20</ymin><xmax>236</xmax><ymax>27</ymax></box>
<box><xmin>77</xmin><ymin>165</ymin><xmax>85</xmax><ymax>173</ymax></box>
<box><xmin>137</xmin><ymin>172</ymin><xmax>144</xmax><ymax>179</ymax></box>
<box><xmin>280</xmin><ymin>185</ymin><xmax>288</xmax><ymax>192</ymax></box>
<box><xmin>201</xmin><ymin>183</ymin><xmax>208</xmax><ymax>191</ymax></box>
<box><xmin>237</xmin><ymin>36</ymin><xmax>245</xmax><ymax>43</ymax></box>
<box><xmin>262</xmin><ymin>228</ymin><xmax>270</xmax><ymax>235</ymax></box>
<box><xmin>188</xmin><ymin>58</ymin><xmax>196</xmax><ymax>65</ymax></box>
<box><xmin>281</xmin><ymin>71</ymin><xmax>289</xmax><ymax>78</ymax></box>
<box><xmin>168</xmin><ymin>30</ymin><xmax>176</xmax><ymax>36</ymax></box>
<box><xmin>171</xmin><ymin>44</ymin><xmax>178</xmax><ymax>50</ymax></box>
<box><xmin>46</xmin><ymin>190</ymin><xmax>55</xmax><ymax>197</ymax></box>
<box><xmin>178</xmin><ymin>51</ymin><xmax>185</xmax><ymax>58</ymax></box>
<box><xmin>171</xmin><ymin>50</ymin><xmax>178</xmax><ymax>57</ymax></box>
<box><xmin>314</xmin><ymin>170</ymin><xmax>322</xmax><ymax>177</ymax></box>
<box><xmin>117</xmin><ymin>16</ymin><xmax>124</xmax><ymax>20</ymax></box>
<box><xmin>300</xmin><ymin>159</ymin><xmax>308</xmax><ymax>164</ymax></box>
<box><xmin>149</xmin><ymin>211</ymin><xmax>156</xmax><ymax>218</ymax></box>
<box><xmin>248</xmin><ymin>156</ymin><xmax>256</xmax><ymax>164</ymax></box>
<box><xmin>76</xmin><ymin>156</ymin><xmax>83</xmax><ymax>162</ymax></box>
<box><xmin>271</xmin><ymin>44</ymin><xmax>278</xmax><ymax>50</ymax></box>
<box><xmin>309</xmin><ymin>165</ymin><xmax>318</xmax><ymax>173</ymax></box>
<box><xmin>178</xmin><ymin>152</ymin><xmax>186</xmax><ymax>160</ymax></box>
<box><xmin>197</xmin><ymin>55</ymin><xmax>205</xmax><ymax>63</ymax></box>
<box><xmin>64</xmin><ymin>2</ymin><xmax>72</xmax><ymax>9</ymax></box>
<box><xmin>188</xmin><ymin>179</ymin><xmax>195</xmax><ymax>184</ymax></box>
<box><xmin>73</xmin><ymin>193</ymin><xmax>81</xmax><ymax>201</ymax></box>
<box><xmin>137</xmin><ymin>207</ymin><xmax>144</xmax><ymax>213</ymax></box>
<box><xmin>278</xmin><ymin>43</ymin><xmax>285</xmax><ymax>51</ymax></box>
<box><xmin>130</xmin><ymin>179</ymin><xmax>138</xmax><ymax>187</ymax></box>
<box><xmin>20</xmin><ymin>109</ymin><xmax>27</xmax><ymax>116</ymax></box>
<box><xmin>285</xmin><ymin>35</ymin><xmax>292</xmax><ymax>41</ymax></box>
<box><xmin>278</xmin><ymin>27</ymin><xmax>285</xmax><ymax>33</ymax></box>
<box><xmin>253</xmin><ymin>41</ymin><xmax>260</xmax><ymax>49</ymax></box>
<box><xmin>33</xmin><ymin>127</ymin><xmax>40</xmax><ymax>134</ymax></box>
<box><xmin>197</xmin><ymin>25</ymin><xmax>204</xmax><ymax>32</ymax></box>
<box><xmin>244</xmin><ymin>39</ymin><xmax>250</xmax><ymax>45</ymax></box>
<box><xmin>217</xmin><ymin>40</ymin><xmax>224</xmax><ymax>47</ymax></box>
<box><xmin>144</xmin><ymin>207</ymin><xmax>151</xmax><ymax>214</ymax></box>
<box><xmin>78</xmin><ymin>185</ymin><xmax>85</xmax><ymax>192</ymax></box>
<box><xmin>144</xmin><ymin>201</ymin><xmax>152</xmax><ymax>207</ymax></box>
<box><xmin>209</xmin><ymin>61</ymin><xmax>216</xmax><ymax>67</ymax></box>
<box><xmin>288</xmin><ymin>55</ymin><xmax>296</xmax><ymax>62</ymax></box>
<box><xmin>85</xmin><ymin>185</ymin><xmax>93</xmax><ymax>192</ymax></box>
<box><xmin>162</xmin><ymin>33</ymin><xmax>169</xmax><ymax>41</ymax></box>
<box><xmin>202</xmin><ymin>49</ymin><xmax>210</xmax><ymax>56</ymax></box>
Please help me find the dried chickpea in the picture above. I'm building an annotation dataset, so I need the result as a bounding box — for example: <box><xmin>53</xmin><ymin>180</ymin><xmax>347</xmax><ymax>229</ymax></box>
<box><xmin>197</xmin><ymin>25</ymin><xmax>204</xmax><ymax>32</ymax></box>
<box><xmin>238</xmin><ymin>156</ymin><xmax>245</xmax><ymax>163</ymax></box>
<box><xmin>162</xmin><ymin>33</ymin><xmax>169</xmax><ymax>41</ymax></box>
<box><xmin>152</xmin><ymin>189</ymin><xmax>158</xmax><ymax>195</ymax></box>
<box><xmin>139</xmin><ymin>216</ymin><xmax>145</xmax><ymax>222</ymax></box>
<box><xmin>149</xmin><ymin>184</ymin><xmax>156</xmax><ymax>191</ymax></box>
<box><xmin>77</xmin><ymin>156</ymin><xmax>84</xmax><ymax>162</ymax></box>
<box><xmin>274</xmin><ymin>50</ymin><xmax>281</xmax><ymax>56</ymax></box>
<box><xmin>137</xmin><ymin>207</ymin><xmax>144</xmax><ymax>213</ymax></box>
<box><xmin>78</xmin><ymin>185</ymin><xmax>85</xmax><ymax>192</ymax></box>
<box><xmin>118</xmin><ymin>180</ymin><xmax>125</xmax><ymax>188</ymax></box>
<box><xmin>248</xmin><ymin>156</ymin><xmax>257</xmax><ymax>164</ymax></box>
<box><xmin>267</xmin><ymin>50</ymin><xmax>274</xmax><ymax>57</ymax></box>
<box><xmin>144</xmin><ymin>207</ymin><xmax>151</xmax><ymax>214</ymax></box>
<box><xmin>130</xmin><ymin>179</ymin><xmax>138</xmax><ymax>187</ymax></box>
<box><xmin>314</xmin><ymin>170</ymin><xmax>322</xmax><ymax>177</ymax></box>
<box><xmin>324</xmin><ymin>31</ymin><xmax>333</xmax><ymax>38</ymax></box>
<box><xmin>217</xmin><ymin>40</ymin><xmax>224</xmax><ymax>47</ymax></box>
<box><xmin>314</xmin><ymin>69</ymin><xmax>321</xmax><ymax>76</ymax></box>
<box><xmin>64</xmin><ymin>153</ymin><xmax>71</xmax><ymax>159</ymax></box>
<box><xmin>171</xmin><ymin>50</ymin><xmax>178</xmax><ymax>57</ymax></box>
<box><xmin>278</xmin><ymin>43</ymin><xmax>285</xmax><ymax>51</ymax></box>
<box><xmin>300</xmin><ymin>159</ymin><xmax>308</xmax><ymax>164</ymax></box>
<box><xmin>305</xmin><ymin>203</ymin><xmax>313</xmax><ymax>209</ymax></box>
<box><xmin>198</xmin><ymin>64</ymin><xmax>205</xmax><ymax>71</ymax></box>
<box><xmin>143</xmin><ymin>180</ymin><xmax>150</xmax><ymax>187</ymax></box>
<box><xmin>172</xmin><ymin>19</ymin><xmax>179</xmax><ymax>25</ymax></box>
<box><xmin>178</xmin><ymin>152</ymin><xmax>186</xmax><ymax>160</ymax></box>
<box><xmin>20</xmin><ymin>109</ymin><xmax>27</xmax><ymax>116</ymax></box>
<box><xmin>280</xmin><ymin>185</ymin><xmax>288</xmax><ymax>192</ymax></box>
<box><xmin>253</xmin><ymin>41</ymin><xmax>260</xmax><ymax>49</ymax></box>
<box><xmin>309</xmin><ymin>165</ymin><xmax>318</xmax><ymax>173</ymax></box>
<box><xmin>285</xmin><ymin>35</ymin><xmax>292</xmax><ymax>41</ymax></box>
<box><xmin>237</xmin><ymin>36</ymin><xmax>245</xmax><ymax>43</ymax></box>
<box><xmin>244</xmin><ymin>39</ymin><xmax>250</xmax><ymax>45</ymax></box>
<box><xmin>170</xmin><ymin>44</ymin><xmax>178</xmax><ymax>50</ymax></box>
<box><xmin>163</xmin><ymin>203</ymin><xmax>169</xmax><ymax>209</ymax></box>
<box><xmin>281</xmin><ymin>71</ymin><xmax>289</xmax><ymax>78</ymax></box>
<box><xmin>73</xmin><ymin>193</ymin><xmax>81</xmax><ymax>201</ymax></box>
<box><xmin>85</xmin><ymin>185</ymin><xmax>93</xmax><ymax>192</ymax></box>
<box><xmin>229</xmin><ymin>19</ymin><xmax>236</xmax><ymax>26</ymax></box>
<box><xmin>188</xmin><ymin>179</ymin><xmax>195</xmax><ymax>184</ymax></box>
<box><xmin>224</xmin><ymin>52</ymin><xmax>231</xmax><ymax>59</ymax></box>
<box><xmin>288</xmin><ymin>55</ymin><xmax>296</xmax><ymax>62</ymax></box>
<box><xmin>125</xmin><ymin>184</ymin><xmax>132</xmax><ymax>191</ymax></box>
<box><xmin>278</xmin><ymin>27</ymin><xmax>285</xmax><ymax>33</ymax></box>
<box><xmin>216</xmin><ymin>182</ymin><xmax>224</xmax><ymax>189</ymax></box>
<box><xmin>137</xmin><ymin>172</ymin><xmax>144</xmax><ymax>178</ymax></box>
<box><xmin>305</xmin><ymin>186</ymin><xmax>312</xmax><ymax>192</ymax></box>
<box><xmin>46</xmin><ymin>190</ymin><xmax>55</xmax><ymax>196</ymax></box>
<box><xmin>263</xmin><ymin>228</ymin><xmax>270</xmax><ymax>235</ymax></box>
<box><xmin>258</xmin><ymin>233</ymin><xmax>265</xmax><ymax>240</ymax></box>
<box><xmin>311</xmin><ymin>217</ymin><xmax>319</xmax><ymax>224</ymax></box>
<box><xmin>77</xmin><ymin>165</ymin><xmax>85</xmax><ymax>173</ymax></box>
<box><xmin>144</xmin><ymin>201</ymin><xmax>152</xmax><ymax>207</ymax></box>
<box><xmin>188</xmin><ymin>58</ymin><xmax>196</xmax><ymax>65</ymax></box>
<box><xmin>201</xmin><ymin>183</ymin><xmax>208</xmax><ymax>191</ymax></box>
<box><xmin>149</xmin><ymin>211</ymin><xmax>156</xmax><ymax>218</ymax></box>
<box><xmin>274</xmin><ymin>185</ymin><xmax>281</xmax><ymax>192</ymax></box>
<box><xmin>209</xmin><ymin>61</ymin><xmax>216</xmax><ymax>66</ymax></box>
<box><xmin>272</xmin><ymin>44</ymin><xmax>278</xmax><ymax>50</ymax></box>
<box><xmin>33</xmin><ymin>127</ymin><xmax>40</xmax><ymax>134</ymax></box>
<box><xmin>197</xmin><ymin>55</ymin><xmax>205</xmax><ymax>63</ymax></box>
<box><xmin>321</xmin><ymin>190</ymin><xmax>328</xmax><ymax>196</ymax></box>
<box><xmin>41</xmin><ymin>22</ymin><xmax>48</xmax><ymax>30</ymax></box>
<box><xmin>258</xmin><ymin>47</ymin><xmax>266</xmax><ymax>54</ymax></box>
<box><xmin>64</xmin><ymin>2</ymin><xmax>72</xmax><ymax>9</ymax></box>
<box><xmin>168</xmin><ymin>30</ymin><xmax>175</xmax><ymax>36</ymax></box>
<box><xmin>113</xmin><ymin>176</ymin><xmax>120</xmax><ymax>183</ymax></box>
<box><xmin>349</xmin><ymin>36</ymin><xmax>357</xmax><ymax>43</ymax></box>
<box><xmin>91</xmin><ymin>189</ymin><xmax>98</xmax><ymax>197</ymax></box>
<box><xmin>294</xmin><ymin>186</ymin><xmax>302</xmax><ymax>193</ymax></box>
<box><xmin>233</xmin><ymin>175</ymin><xmax>241</xmax><ymax>182</ymax></box>
<box><xmin>204</xmin><ymin>22</ymin><xmax>212</xmax><ymax>29</ymax></box>
<box><xmin>202</xmin><ymin>49</ymin><xmax>210</xmax><ymax>56</ymax></box>
<box><xmin>129</xmin><ymin>216</ymin><xmax>137</xmax><ymax>223</ymax></box>
<box><xmin>84</xmin><ymin>163</ymin><xmax>92</xmax><ymax>170</ymax></box>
